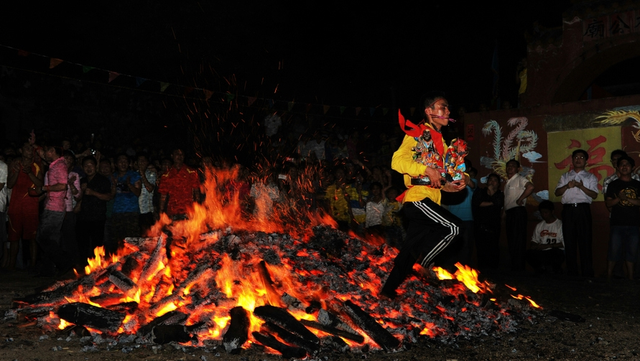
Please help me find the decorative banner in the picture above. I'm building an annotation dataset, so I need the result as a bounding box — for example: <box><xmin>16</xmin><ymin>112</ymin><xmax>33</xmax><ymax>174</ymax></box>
<box><xmin>135</xmin><ymin>77</ymin><xmax>147</xmax><ymax>87</ymax></box>
<box><xmin>108</xmin><ymin>71</ymin><xmax>120</xmax><ymax>83</ymax></box>
<box><xmin>548</xmin><ymin>126</ymin><xmax>620</xmax><ymax>202</ymax></box>
<box><xmin>0</xmin><ymin>44</ymin><xmax>404</xmax><ymax>122</ymax></box>
<box><xmin>49</xmin><ymin>58</ymin><xmax>63</xmax><ymax>69</ymax></box>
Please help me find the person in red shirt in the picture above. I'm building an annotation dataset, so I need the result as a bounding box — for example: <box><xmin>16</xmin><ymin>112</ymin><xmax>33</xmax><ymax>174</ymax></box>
<box><xmin>157</xmin><ymin>149</ymin><xmax>200</xmax><ymax>219</ymax></box>
<box><xmin>5</xmin><ymin>142</ymin><xmax>43</xmax><ymax>271</ymax></box>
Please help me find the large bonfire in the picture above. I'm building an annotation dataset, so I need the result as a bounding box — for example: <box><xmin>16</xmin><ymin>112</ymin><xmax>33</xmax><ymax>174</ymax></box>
<box><xmin>8</xmin><ymin>166</ymin><xmax>541</xmax><ymax>357</ymax></box>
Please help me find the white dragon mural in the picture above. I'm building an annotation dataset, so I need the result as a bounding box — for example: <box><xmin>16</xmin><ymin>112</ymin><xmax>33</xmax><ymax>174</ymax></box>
<box><xmin>480</xmin><ymin>117</ymin><xmax>539</xmax><ymax>181</ymax></box>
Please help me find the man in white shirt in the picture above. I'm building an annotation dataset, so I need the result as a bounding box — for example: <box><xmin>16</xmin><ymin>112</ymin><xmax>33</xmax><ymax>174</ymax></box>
<box><xmin>554</xmin><ymin>149</ymin><xmax>598</xmax><ymax>277</ymax></box>
<box><xmin>503</xmin><ymin>159</ymin><xmax>534</xmax><ymax>272</ymax></box>
<box><xmin>526</xmin><ymin>200</ymin><xmax>565</xmax><ymax>274</ymax></box>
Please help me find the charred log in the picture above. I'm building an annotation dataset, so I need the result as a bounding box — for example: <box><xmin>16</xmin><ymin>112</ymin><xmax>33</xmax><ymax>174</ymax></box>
<box><xmin>56</xmin><ymin>302</ymin><xmax>126</xmax><ymax>332</ymax></box>
<box><xmin>120</xmin><ymin>251</ymin><xmax>144</xmax><ymax>276</ymax></box>
<box><xmin>253</xmin><ymin>305</ymin><xmax>319</xmax><ymax>344</ymax></box>
<box><xmin>222</xmin><ymin>306</ymin><xmax>250</xmax><ymax>354</ymax></box>
<box><xmin>105</xmin><ymin>301</ymin><xmax>138</xmax><ymax>313</ymax></box>
<box><xmin>108</xmin><ymin>270</ymin><xmax>137</xmax><ymax>293</ymax></box>
<box><xmin>251</xmin><ymin>331</ymin><xmax>307</xmax><ymax>359</ymax></box>
<box><xmin>137</xmin><ymin>311</ymin><xmax>188</xmax><ymax>337</ymax></box>
<box><xmin>343</xmin><ymin>300</ymin><xmax>401</xmax><ymax>351</ymax></box>
<box><xmin>299</xmin><ymin>319</ymin><xmax>364</xmax><ymax>343</ymax></box>
<box><xmin>8</xmin><ymin>306</ymin><xmax>54</xmax><ymax>319</ymax></box>
<box><xmin>257</xmin><ymin>260</ymin><xmax>279</xmax><ymax>303</ymax></box>
<box><xmin>138</xmin><ymin>234</ymin><xmax>167</xmax><ymax>283</ymax></box>
<box><xmin>152</xmin><ymin>324</ymin><xmax>194</xmax><ymax>344</ymax></box>
<box><xmin>13</xmin><ymin>277</ymin><xmax>95</xmax><ymax>307</ymax></box>
<box><xmin>89</xmin><ymin>293</ymin><xmax>126</xmax><ymax>307</ymax></box>
<box><xmin>262</xmin><ymin>321</ymin><xmax>320</xmax><ymax>353</ymax></box>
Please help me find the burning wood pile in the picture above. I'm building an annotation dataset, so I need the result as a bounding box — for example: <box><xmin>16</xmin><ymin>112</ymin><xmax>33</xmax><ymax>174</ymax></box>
<box><xmin>4</xmin><ymin>168</ymin><xmax>542</xmax><ymax>358</ymax></box>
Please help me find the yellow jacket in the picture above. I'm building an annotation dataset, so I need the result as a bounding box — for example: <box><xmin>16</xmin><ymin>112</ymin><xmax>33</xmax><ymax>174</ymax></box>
<box><xmin>392</xmin><ymin>123</ymin><xmax>448</xmax><ymax>205</ymax></box>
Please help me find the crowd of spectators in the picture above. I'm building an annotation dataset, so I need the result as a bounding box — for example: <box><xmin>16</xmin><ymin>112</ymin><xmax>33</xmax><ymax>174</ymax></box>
<box><xmin>0</xmin><ymin>119</ymin><xmax>632</xmax><ymax>281</ymax></box>
<box><xmin>0</xmin><ymin>124</ymin><xmax>414</xmax><ymax>276</ymax></box>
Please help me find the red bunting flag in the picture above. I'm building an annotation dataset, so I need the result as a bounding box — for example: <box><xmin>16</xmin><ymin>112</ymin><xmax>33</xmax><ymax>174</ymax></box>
<box><xmin>108</xmin><ymin>71</ymin><xmax>120</xmax><ymax>83</ymax></box>
<box><xmin>355</xmin><ymin>107</ymin><xmax>361</xmax><ymax>116</ymax></box>
<box><xmin>49</xmin><ymin>58</ymin><xmax>63</xmax><ymax>69</ymax></box>
<box><xmin>323</xmin><ymin>105</ymin><xmax>330</xmax><ymax>114</ymax></box>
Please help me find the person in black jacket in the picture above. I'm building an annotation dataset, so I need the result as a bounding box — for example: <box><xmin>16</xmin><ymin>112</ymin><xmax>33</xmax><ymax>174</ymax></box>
<box><xmin>472</xmin><ymin>173</ymin><xmax>504</xmax><ymax>271</ymax></box>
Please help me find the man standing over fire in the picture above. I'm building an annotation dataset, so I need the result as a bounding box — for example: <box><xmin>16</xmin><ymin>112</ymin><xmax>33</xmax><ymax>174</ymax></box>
<box><xmin>555</xmin><ymin>149</ymin><xmax>598</xmax><ymax>277</ymax></box>
<box><xmin>158</xmin><ymin>148</ymin><xmax>200</xmax><ymax>220</ymax></box>
<box><xmin>380</xmin><ymin>92</ymin><xmax>467</xmax><ymax>299</ymax></box>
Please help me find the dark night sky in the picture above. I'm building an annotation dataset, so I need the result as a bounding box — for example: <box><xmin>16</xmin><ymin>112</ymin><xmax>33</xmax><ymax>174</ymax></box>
<box><xmin>0</xmin><ymin>1</ymin><xmax>572</xmax><ymax>115</ymax></box>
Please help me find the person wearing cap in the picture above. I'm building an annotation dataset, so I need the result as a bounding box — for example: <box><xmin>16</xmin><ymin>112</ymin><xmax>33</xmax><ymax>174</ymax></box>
<box><xmin>554</xmin><ymin>149</ymin><xmax>598</xmax><ymax>277</ymax></box>
<box><xmin>380</xmin><ymin>92</ymin><xmax>467</xmax><ymax>299</ymax></box>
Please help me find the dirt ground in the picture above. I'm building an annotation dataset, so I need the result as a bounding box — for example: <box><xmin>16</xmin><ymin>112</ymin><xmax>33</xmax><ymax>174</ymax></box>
<box><xmin>1</xmin><ymin>269</ymin><xmax>639</xmax><ymax>361</ymax></box>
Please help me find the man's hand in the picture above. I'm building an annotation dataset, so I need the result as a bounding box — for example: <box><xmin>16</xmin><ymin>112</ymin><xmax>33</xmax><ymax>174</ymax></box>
<box><xmin>442</xmin><ymin>180</ymin><xmax>466</xmax><ymax>192</ymax></box>
<box><xmin>423</xmin><ymin>167</ymin><xmax>442</xmax><ymax>188</ymax></box>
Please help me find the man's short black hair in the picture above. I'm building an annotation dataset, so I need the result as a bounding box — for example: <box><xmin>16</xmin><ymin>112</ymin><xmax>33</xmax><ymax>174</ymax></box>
<box><xmin>538</xmin><ymin>200</ymin><xmax>554</xmax><ymax>212</ymax></box>
<box><xmin>572</xmin><ymin>149</ymin><xmax>589</xmax><ymax>161</ymax></box>
<box><xmin>487</xmin><ymin>173</ymin><xmax>501</xmax><ymax>183</ymax></box>
<box><xmin>506</xmin><ymin>159</ymin><xmax>520</xmax><ymax>168</ymax></box>
<box><xmin>617</xmin><ymin>155</ymin><xmax>635</xmax><ymax>168</ymax></box>
<box><xmin>610</xmin><ymin>149</ymin><xmax>627</xmax><ymax>160</ymax></box>
<box><xmin>422</xmin><ymin>91</ymin><xmax>447</xmax><ymax>113</ymax></box>
<box><xmin>82</xmin><ymin>156</ymin><xmax>97</xmax><ymax>166</ymax></box>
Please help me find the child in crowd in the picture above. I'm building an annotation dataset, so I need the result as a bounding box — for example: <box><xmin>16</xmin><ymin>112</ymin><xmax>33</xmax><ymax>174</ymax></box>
<box><xmin>526</xmin><ymin>200</ymin><xmax>565</xmax><ymax>275</ymax></box>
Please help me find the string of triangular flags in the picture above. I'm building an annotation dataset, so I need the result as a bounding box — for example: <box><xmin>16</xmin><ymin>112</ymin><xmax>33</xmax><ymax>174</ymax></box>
<box><xmin>1</xmin><ymin>44</ymin><xmax>421</xmax><ymax>118</ymax></box>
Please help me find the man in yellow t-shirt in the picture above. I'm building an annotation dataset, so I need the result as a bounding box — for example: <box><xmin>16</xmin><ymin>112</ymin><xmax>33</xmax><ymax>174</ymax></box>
<box><xmin>381</xmin><ymin>92</ymin><xmax>468</xmax><ymax>299</ymax></box>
